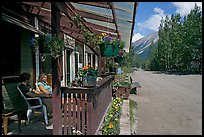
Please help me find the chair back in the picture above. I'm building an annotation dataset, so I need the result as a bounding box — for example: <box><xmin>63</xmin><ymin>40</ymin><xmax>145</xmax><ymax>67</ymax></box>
<box><xmin>35</xmin><ymin>83</ymin><xmax>41</xmax><ymax>91</ymax></box>
<box><xmin>2</xmin><ymin>76</ymin><xmax>28</xmax><ymax>111</ymax></box>
<box><xmin>17</xmin><ymin>85</ymin><xmax>31</xmax><ymax>108</ymax></box>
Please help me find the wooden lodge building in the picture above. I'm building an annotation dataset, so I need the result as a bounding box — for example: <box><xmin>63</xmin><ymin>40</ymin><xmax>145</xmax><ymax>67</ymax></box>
<box><xmin>2</xmin><ymin>2</ymin><xmax>137</xmax><ymax>135</ymax></box>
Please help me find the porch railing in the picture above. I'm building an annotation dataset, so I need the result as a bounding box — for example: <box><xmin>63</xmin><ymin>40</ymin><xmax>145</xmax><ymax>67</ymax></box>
<box><xmin>60</xmin><ymin>75</ymin><xmax>114</xmax><ymax>135</ymax></box>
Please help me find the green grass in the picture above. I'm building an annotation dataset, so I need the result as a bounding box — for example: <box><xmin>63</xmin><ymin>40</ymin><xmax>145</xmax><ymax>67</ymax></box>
<box><xmin>129</xmin><ymin>99</ymin><xmax>137</xmax><ymax>133</ymax></box>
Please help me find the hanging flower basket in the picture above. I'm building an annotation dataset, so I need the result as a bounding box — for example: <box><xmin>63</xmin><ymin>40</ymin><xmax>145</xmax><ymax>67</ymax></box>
<box><xmin>99</xmin><ymin>43</ymin><xmax>119</xmax><ymax>57</ymax></box>
<box><xmin>32</xmin><ymin>34</ymin><xmax>66</xmax><ymax>59</ymax></box>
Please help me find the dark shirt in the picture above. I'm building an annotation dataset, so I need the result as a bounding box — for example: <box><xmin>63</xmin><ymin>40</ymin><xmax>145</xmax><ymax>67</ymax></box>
<box><xmin>19</xmin><ymin>83</ymin><xmax>33</xmax><ymax>98</ymax></box>
<box><xmin>19</xmin><ymin>83</ymin><xmax>40</xmax><ymax>106</ymax></box>
<box><xmin>19</xmin><ymin>83</ymin><xmax>49</xmax><ymax>98</ymax></box>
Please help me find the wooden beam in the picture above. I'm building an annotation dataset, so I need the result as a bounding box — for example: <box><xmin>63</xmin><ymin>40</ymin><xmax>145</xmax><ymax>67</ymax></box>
<box><xmin>61</xmin><ymin>26</ymin><xmax>84</xmax><ymax>37</ymax></box>
<box><xmin>74</xmin><ymin>2</ymin><xmax>110</xmax><ymax>9</ymax></box>
<box><xmin>65</xmin><ymin>2</ymin><xmax>93</xmax><ymax>33</ymax></box>
<box><xmin>85</xmin><ymin>21</ymin><xmax>116</xmax><ymax>33</ymax></box>
<box><xmin>22</xmin><ymin>2</ymin><xmax>43</xmax><ymax>7</ymax></box>
<box><xmin>129</xmin><ymin>2</ymin><xmax>138</xmax><ymax>51</ymax></box>
<box><xmin>74</xmin><ymin>9</ymin><xmax>114</xmax><ymax>23</ymax></box>
<box><xmin>39</xmin><ymin>15</ymin><xmax>108</xmax><ymax>49</ymax></box>
<box><xmin>109</xmin><ymin>2</ymin><xmax>121</xmax><ymax>40</ymax></box>
<box><xmin>92</xmin><ymin>29</ymin><xmax>117</xmax><ymax>38</ymax></box>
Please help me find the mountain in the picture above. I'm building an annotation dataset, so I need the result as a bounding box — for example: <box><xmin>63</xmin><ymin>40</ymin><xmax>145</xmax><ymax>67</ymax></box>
<box><xmin>131</xmin><ymin>32</ymin><xmax>159</xmax><ymax>60</ymax></box>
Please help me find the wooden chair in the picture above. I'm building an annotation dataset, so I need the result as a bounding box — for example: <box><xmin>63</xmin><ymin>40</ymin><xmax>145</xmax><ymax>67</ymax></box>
<box><xmin>2</xmin><ymin>82</ymin><xmax>27</xmax><ymax>135</ymax></box>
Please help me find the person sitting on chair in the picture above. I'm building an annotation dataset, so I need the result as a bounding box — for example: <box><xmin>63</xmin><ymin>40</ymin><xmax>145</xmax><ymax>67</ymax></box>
<box><xmin>19</xmin><ymin>72</ymin><xmax>52</xmax><ymax>115</ymax></box>
<box><xmin>37</xmin><ymin>74</ymin><xmax>53</xmax><ymax>94</ymax></box>
<box><xmin>37</xmin><ymin>73</ymin><xmax>65</xmax><ymax>106</ymax></box>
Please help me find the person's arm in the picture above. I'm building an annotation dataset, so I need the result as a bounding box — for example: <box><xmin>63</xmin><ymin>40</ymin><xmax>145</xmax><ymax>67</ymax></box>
<box><xmin>32</xmin><ymin>89</ymin><xmax>44</xmax><ymax>94</ymax></box>
<box><xmin>38</xmin><ymin>84</ymin><xmax>51</xmax><ymax>94</ymax></box>
<box><xmin>26</xmin><ymin>90</ymin><xmax>51</xmax><ymax>98</ymax></box>
<box><xmin>19</xmin><ymin>84</ymin><xmax>51</xmax><ymax>98</ymax></box>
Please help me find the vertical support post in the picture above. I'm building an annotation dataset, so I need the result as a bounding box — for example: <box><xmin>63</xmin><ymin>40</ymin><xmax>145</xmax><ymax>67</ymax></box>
<box><xmin>51</xmin><ymin>2</ymin><xmax>62</xmax><ymax>135</ymax></box>
<box><xmin>34</xmin><ymin>17</ymin><xmax>40</xmax><ymax>83</ymax></box>
<box><xmin>98</xmin><ymin>55</ymin><xmax>102</xmax><ymax>76</ymax></box>
<box><xmin>83</xmin><ymin>44</ymin><xmax>86</xmax><ymax>66</ymax></box>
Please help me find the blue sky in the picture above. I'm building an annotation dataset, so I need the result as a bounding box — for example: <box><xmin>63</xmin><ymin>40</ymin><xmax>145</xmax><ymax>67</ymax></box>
<box><xmin>132</xmin><ymin>2</ymin><xmax>202</xmax><ymax>42</ymax></box>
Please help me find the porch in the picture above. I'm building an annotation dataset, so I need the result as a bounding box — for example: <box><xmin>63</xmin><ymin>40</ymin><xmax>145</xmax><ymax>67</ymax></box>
<box><xmin>3</xmin><ymin>75</ymin><xmax>114</xmax><ymax>135</ymax></box>
<box><xmin>2</xmin><ymin>2</ymin><xmax>137</xmax><ymax>135</ymax></box>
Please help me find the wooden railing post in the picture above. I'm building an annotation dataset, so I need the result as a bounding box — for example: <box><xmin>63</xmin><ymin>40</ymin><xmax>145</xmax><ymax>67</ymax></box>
<box><xmin>87</xmin><ymin>97</ymin><xmax>93</xmax><ymax>135</ymax></box>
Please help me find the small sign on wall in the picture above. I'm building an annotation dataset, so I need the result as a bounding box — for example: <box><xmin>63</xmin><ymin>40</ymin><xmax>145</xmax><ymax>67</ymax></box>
<box><xmin>64</xmin><ymin>34</ymin><xmax>75</xmax><ymax>49</ymax></box>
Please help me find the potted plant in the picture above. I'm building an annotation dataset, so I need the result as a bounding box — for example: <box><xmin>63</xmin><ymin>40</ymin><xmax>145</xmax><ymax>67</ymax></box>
<box><xmin>32</xmin><ymin>34</ymin><xmax>66</xmax><ymax>59</ymax></box>
<box><xmin>106</xmin><ymin>58</ymin><xmax>117</xmax><ymax>74</ymax></box>
<box><xmin>98</xmin><ymin>33</ymin><xmax>123</xmax><ymax>57</ymax></box>
<box><xmin>113</xmin><ymin>75</ymin><xmax>131</xmax><ymax>99</ymax></box>
<box><xmin>78</xmin><ymin>65</ymin><xmax>98</xmax><ymax>87</ymax></box>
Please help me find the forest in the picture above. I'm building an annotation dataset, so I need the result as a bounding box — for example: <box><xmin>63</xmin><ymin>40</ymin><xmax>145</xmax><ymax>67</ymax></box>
<box><xmin>128</xmin><ymin>4</ymin><xmax>202</xmax><ymax>74</ymax></box>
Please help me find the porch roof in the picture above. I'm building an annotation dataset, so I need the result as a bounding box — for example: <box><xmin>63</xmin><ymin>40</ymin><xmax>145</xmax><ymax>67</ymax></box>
<box><xmin>20</xmin><ymin>2</ymin><xmax>138</xmax><ymax>53</ymax></box>
<box><xmin>2</xmin><ymin>13</ymin><xmax>44</xmax><ymax>35</ymax></box>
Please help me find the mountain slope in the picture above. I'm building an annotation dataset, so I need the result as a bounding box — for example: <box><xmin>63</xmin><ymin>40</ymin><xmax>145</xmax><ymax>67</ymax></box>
<box><xmin>131</xmin><ymin>32</ymin><xmax>159</xmax><ymax>60</ymax></box>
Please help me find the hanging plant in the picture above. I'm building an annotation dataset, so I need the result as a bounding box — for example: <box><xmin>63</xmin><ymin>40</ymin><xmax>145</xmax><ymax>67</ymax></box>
<box><xmin>32</xmin><ymin>34</ymin><xmax>66</xmax><ymax>59</ymax></box>
<box><xmin>71</xmin><ymin>15</ymin><xmax>100</xmax><ymax>47</ymax></box>
<box><xmin>97</xmin><ymin>32</ymin><xmax>126</xmax><ymax>57</ymax></box>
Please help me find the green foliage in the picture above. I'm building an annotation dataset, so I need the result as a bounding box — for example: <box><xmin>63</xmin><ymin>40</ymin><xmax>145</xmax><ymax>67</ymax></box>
<box><xmin>78</xmin><ymin>65</ymin><xmax>98</xmax><ymax>77</ymax></box>
<box><xmin>148</xmin><ymin>4</ymin><xmax>202</xmax><ymax>73</ymax></box>
<box><xmin>121</xmin><ymin>51</ymin><xmax>134</xmax><ymax>73</ymax></box>
<box><xmin>106</xmin><ymin>58</ymin><xmax>117</xmax><ymax>72</ymax></box>
<box><xmin>113</xmin><ymin>80</ymin><xmax>131</xmax><ymax>88</ymax></box>
<box><xmin>129</xmin><ymin>99</ymin><xmax>137</xmax><ymax>133</ymax></box>
<box><xmin>101</xmin><ymin>97</ymin><xmax>123</xmax><ymax>135</ymax></box>
<box><xmin>33</xmin><ymin>34</ymin><xmax>65</xmax><ymax>59</ymax></box>
<box><xmin>71</xmin><ymin>15</ymin><xmax>100</xmax><ymax>47</ymax></box>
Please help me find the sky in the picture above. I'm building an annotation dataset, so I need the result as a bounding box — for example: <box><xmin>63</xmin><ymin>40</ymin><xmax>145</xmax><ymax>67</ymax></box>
<box><xmin>132</xmin><ymin>2</ymin><xmax>202</xmax><ymax>42</ymax></box>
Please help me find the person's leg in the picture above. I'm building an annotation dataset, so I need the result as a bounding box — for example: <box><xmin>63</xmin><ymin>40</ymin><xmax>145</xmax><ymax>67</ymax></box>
<box><xmin>41</xmin><ymin>98</ymin><xmax>52</xmax><ymax>116</ymax></box>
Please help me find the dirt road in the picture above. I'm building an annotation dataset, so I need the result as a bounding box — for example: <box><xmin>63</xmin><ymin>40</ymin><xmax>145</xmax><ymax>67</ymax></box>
<box><xmin>129</xmin><ymin>70</ymin><xmax>202</xmax><ymax>135</ymax></box>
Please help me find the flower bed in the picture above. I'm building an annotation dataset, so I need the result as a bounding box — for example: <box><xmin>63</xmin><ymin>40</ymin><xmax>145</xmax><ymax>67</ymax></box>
<box><xmin>101</xmin><ymin>97</ymin><xmax>123</xmax><ymax>135</ymax></box>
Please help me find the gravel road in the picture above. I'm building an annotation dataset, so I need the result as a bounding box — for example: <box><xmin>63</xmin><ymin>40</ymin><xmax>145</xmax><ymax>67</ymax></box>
<box><xmin>129</xmin><ymin>70</ymin><xmax>202</xmax><ymax>135</ymax></box>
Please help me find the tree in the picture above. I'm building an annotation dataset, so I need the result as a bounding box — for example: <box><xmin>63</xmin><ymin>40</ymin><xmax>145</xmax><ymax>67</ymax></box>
<box><xmin>151</xmin><ymin>3</ymin><xmax>202</xmax><ymax>73</ymax></box>
<box><xmin>183</xmin><ymin>4</ymin><xmax>202</xmax><ymax>73</ymax></box>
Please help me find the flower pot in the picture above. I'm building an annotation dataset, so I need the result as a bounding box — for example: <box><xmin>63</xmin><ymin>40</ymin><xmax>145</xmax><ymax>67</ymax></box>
<box><xmin>99</xmin><ymin>43</ymin><xmax>119</xmax><ymax>57</ymax></box>
<box><xmin>116</xmin><ymin>87</ymin><xmax>130</xmax><ymax>99</ymax></box>
<box><xmin>115</xmin><ymin>87</ymin><xmax>125</xmax><ymax>98</ymax></box>
<box><xmin>83</xmin><ymin>75</ymin><xmax>97</xmax><ymax>87</ymax></box>
<box><xmin>123</xmin><ymin>87</ymin><xmax>130</xmax><ymax>99</ymax></box>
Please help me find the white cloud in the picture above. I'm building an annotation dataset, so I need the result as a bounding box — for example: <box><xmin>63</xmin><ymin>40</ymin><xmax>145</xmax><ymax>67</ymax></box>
<box><xmin>154</xmin><ymin>7</ymin><xmax>165</xmax><ymax>15</ymax></box>
<box><xmin>132</xmin><ymin>33</ymin><xmax>144</xmax><ymax>42</ymax></box>
<box><xmin>171</xmin><ymin>2</ymin><xmax>202</xmax><ymax>16</ymax></box>
<box><xmin>137</xmin><ymin>7</ymin><xmax>166</xmax><ymax>32</ymax></box>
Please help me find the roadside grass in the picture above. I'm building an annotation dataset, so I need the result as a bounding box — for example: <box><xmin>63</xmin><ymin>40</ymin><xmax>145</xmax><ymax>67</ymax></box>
<box><xmin>129</xmin><ymin>99</ymin><xmax>137</xmax><ymax>134</ymax></box>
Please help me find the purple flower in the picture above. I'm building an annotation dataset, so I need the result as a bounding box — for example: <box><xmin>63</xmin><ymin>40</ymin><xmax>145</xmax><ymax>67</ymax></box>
<box><xmin>104</xmin><ymin>36</ymin><xmax>112</xmax><ymax>43</ymax></box>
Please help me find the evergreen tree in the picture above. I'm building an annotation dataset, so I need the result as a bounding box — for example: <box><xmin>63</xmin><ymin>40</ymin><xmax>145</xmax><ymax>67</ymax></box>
<box><xmin>183</xmin><ymin>4</ymin><xmax>202</xmax><ymax>73</ymax></box>
<box><xmin>151</xmin><ymin>3</ymin><xmax>202</xmax><ymax>73</ymax></box>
